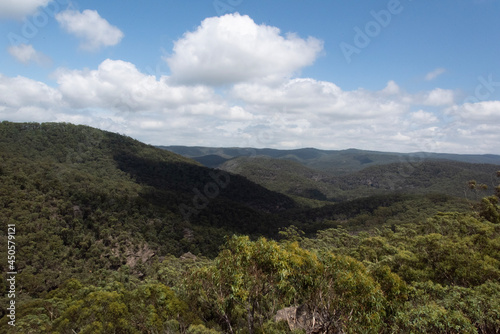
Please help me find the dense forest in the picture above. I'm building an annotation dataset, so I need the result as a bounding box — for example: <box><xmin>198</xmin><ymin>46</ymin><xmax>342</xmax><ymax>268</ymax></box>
<box><xmin>1</xmin><ymin>121</ymin><xmax>500</xmax><ymax>333</ymax></box>
<box><xmin>162</xmin><ymin>146</ymin><xmax>500</xmax><ymax>174</ymax></box>
<box><xmin>174</xmin><ymin>150</ymin><xmax>499</xmax><ymax>204</ymax></box>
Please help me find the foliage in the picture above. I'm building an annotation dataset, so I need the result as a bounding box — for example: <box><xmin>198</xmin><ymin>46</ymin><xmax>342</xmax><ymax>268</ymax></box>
<box><xmin>187</xmin><ymin>236</ymin><xmax>301</xmax><ymax>334</ymax></box>
<box><xmin>217</xmin><ymin>154</ymin><xmax>500</xmax><ymax>203</ymax></box>
<box><xmin>187</xmin><ymin>236</ymin><xmax>392</xmax><ymax>333</ymax></box>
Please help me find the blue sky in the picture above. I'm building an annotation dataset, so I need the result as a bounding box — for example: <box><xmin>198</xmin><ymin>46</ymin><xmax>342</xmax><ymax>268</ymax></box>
<box><xmin>1</xmin><ymin>0</ymin><xmax>499</xmax><ymax>153</ymax></box>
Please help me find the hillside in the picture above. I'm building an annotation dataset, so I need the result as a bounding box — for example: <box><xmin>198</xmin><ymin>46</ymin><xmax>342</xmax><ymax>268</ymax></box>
<box><xmin>161</xmin><ymin>145</ymin><xmax>500</xmax><ymax>174</ymax></box>
<box><xmin>220</xmin><ymin>156</ymin><xmax>333</xmax><ymax>202</ymax></box>
<box><xmin>218</xmin><ymin>155</ymin><xmax>499</xmax><ymax>203</ymax></box>
<box><xmin>327</xmin><ymin>159</ymin><xmax>499</xmax><ymax>200</ymax></box>
<box><xmin>0</xmin><ymin>122</ymin><xmax>298</xmax><ymax>295</ymax></box>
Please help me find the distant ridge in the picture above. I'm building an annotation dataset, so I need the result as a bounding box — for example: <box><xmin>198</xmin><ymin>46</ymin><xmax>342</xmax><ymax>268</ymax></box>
<box><xmin>159</xmin><ymin>145</ymin><xmax>500</xmax><ymax>173</ymax></box>
<box><xmin>160</xmin><ymin>145</ymin><xmax>500</xmax><ymax>202</ymax></box>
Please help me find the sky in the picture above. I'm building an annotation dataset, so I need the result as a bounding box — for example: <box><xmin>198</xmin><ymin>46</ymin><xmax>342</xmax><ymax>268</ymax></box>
<box><xmin>0</xmin><ymin>0</ymin><xmax>499</xmax><ymax>154</ymax></box>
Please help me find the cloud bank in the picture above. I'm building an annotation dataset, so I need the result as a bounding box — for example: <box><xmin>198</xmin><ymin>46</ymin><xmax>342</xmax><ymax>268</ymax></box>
<box><xmin>1</xmin><ymin>13</ymin><xmax>499</xmax><ymax>154</ymax></box>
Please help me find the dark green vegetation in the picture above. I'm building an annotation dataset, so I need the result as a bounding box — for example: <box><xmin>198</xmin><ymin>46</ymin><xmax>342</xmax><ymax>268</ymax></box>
<box><xmin>162</xmin><ymin>146</ymin><xmax>500</xmax><ymax>204</ymax></box>
<box><xmin>217</xmin><ymin>156</ymin><xmax>499</xmax><ymax>203</ymax></box>
<box><xmin>161</xmin><ymin>146</ymin><xmax>500</xmax><ymax>174</ymax></box>
<box><xmin>1</xmin><ymin>122</ymin><xmax>500</xmax><ymax>333</ymax></box>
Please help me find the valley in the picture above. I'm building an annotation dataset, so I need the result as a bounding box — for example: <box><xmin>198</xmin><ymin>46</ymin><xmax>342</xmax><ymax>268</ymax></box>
<box><xmin>0</xmin><ymin>122</ymin><xmax>499</xmax><ymax>333</ymax></box>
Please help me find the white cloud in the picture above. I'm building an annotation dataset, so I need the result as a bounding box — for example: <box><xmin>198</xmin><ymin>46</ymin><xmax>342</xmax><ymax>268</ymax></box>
<box><xmin>49</xmin><ymin>59</ymin><xmax>247</xmax><ymax>144</ymax></box>
<box><xmin>231</xmin><ymin>78</ymin><xmax>407</xmax><ymax>120</ymax></box>
<box><xmin>420</xmin><ymin>88</ymin><xmax>455</xmax><ymax>106</ymax></box>
<box><xmin>166</xmin><ymin>13</ymin><xmax>323</xmax><ymax>85</ymax></box>
<box><xmin>54</xmin><ymin>59</ymin><xmax>217</xmax><ymax>112</ymax></box>
<box><xmin>0</xmin><ymin>11</ymin><xmax>498</xmax><ymax>154</ymax></box>
<box><xmin>226</xmin><ymin>106</ymin><xmax>254</xmax><ymax>121</ymax></box>
<box><xmin>425</xmin><ymin>67</ymin><xmax>446</xmax><ymax>81</ymax></box>
<box><xmin>226</xmin><ymin>79</ymin><xmax>417</xmax><ymax>150</ymax></box>
<box><xmin>381</xmin><ymin>80</ymin><xmax>401</xmax><ymax>95</ymax></box>
<box><xmin>8</xmin><ymin>44</ymin><xmax>50</xmax><ymax>65</ymax></box>
<box><xmin>0</xmin><ymin>74</ymin><xmax>64</xmax><ymax>123</ymax></box>
<box><xmin>0</xmin><ymin>0</ymin><xmax>52</xmax><ymax>19</ymax></box>
<box><xmin>391</xmin><ymin>132</ymin><xmax>412</xmax><ymax>141</ymax></box>
<box><xmin>430</xmin><ymin>100</ymin><xmax>500</xmax><ymax>153</ymax></box>
<box><xmin>56</xmin><ymin>9</ymin><xmax>124</xmax><ymax>51</ymax></box>
<box><xmin>410</xmin><ymin>110</ymin><xmax>439</xmax><ymax>124</ymax></box>
<box><xmin>138</xmin><ymin>120</ymin><xmax>165</xmax><ymax>130</ymax></box>
<box><xmin>450</xmin><ymin>100</ymin><xmax>500</xmax><ymax>122</ymax></box>
<box><xmin>0</xmin><ymin>74</ymin><xmax>62</xmax><ymax>108</ymax></box>
<box><xmin>1</xmin><ymin>63</ymin><xmax>499</xmax><ymax>153</ymax></box>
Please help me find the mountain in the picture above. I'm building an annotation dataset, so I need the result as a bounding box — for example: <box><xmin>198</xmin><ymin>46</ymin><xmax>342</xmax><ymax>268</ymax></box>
<box><xmin>161</xmin><ymin>146</ymin><xmax>500</xmax><ymax>203</ymax></box>
<box><xmin>161</xmin><ymin>145</ymin><xmax>500</xmax><ymax>174</ymax></box>
<box><xmin>0</xmin><ymin>122</ymin><xmax>300</xmax><ymax>295</ymax></box>
<box><xmin>220</xmin><ymin>156</ymin><xmax>334</xmax><ymax>203</ymax></box>
<box><xmin>325</xmin><ymin>159</ymin><xmax>499</xmax><ymax>200</ymax></box>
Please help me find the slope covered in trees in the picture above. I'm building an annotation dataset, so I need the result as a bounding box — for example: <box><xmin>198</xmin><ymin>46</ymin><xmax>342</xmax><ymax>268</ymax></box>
<box><xmin>0</xmin><ymin>122</ymin><xmax>298</xmax><ymax>302</ymax></box>
<box><xmin>1</xmin><ymin>122</ymin><xmax>499</xmax><ymax>333</ymax></box>
<box><xmin>3</xmin><ymin>210</ymin><xmax>500</xmax><ymax>333</ymax></box>
<box><xmin>218</xmin><ymin>155</ymin><xmax>499</xmax><ymax>203</ymax></box>
<box><xmin>162</xmin><ymin>146</ymin><xmax>500</xmax><ymax>174</ymax></box>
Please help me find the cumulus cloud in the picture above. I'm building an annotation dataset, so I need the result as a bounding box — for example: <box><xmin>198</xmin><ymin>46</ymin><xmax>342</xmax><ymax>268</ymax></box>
<box><xmin>231</xmin><ymin>78</ymin><xmax>408</xmax><ymax>120</ymax></box>
<box><xmin>0</xmin><ymin>0</ymin><xmax>52</xmax><ymax>19</ymax></box>
<box><xmin>1</xmin><ymin>11</ymin><xmax>498</xmax><ymax>153</ymax></box>
<box><xmin>56</xmin><ymin>9</ymin><xmax>124</xmax><ymax>51</ymax></box>
<box><xmin>381</xmin><ymin>80</ymin><xmax>401</xmax><ymax>95</ymax></box>
<box><xmin>54</xmin><ymin>59</ymin><xmax>218</xmax><ymax>112</ymax></box>
<box><xmin>425</xmin><ymin>67</ymin><xmax>446</xmax><ymax>81</ymax></box>
<box><xmin>166</xmin><ymin>13</ymin><xmax>323</xmax><ymax>85</ymax></box>
<box><xmin>0</xmin><ymin>60</ymin><xmax>230</xmax><ymax>145</ymax></box>
<box><xmin>224</xmin><ymin>79</ymin><xmax>413</xmax><ymax>150</ymax></box>
<box><xmin>8</xmin><ymin>44</ymin><xmax>51</xmax><ymax>65</ymax></box>
<box><xmin>0</xmin><ymin>74</ymin><xmax>65</xmax><ymax>123</ymax></box>
<box><xmin>410</xmin><ymin>110</ymin><xmax>439</xmax><ymax>124</ymax></box>
<box><xmin>49</xmin><ymin>59</ymin><xmax>247</xmax><ymax>144</ymax></box>
<box><xmin>3</xmin><ymin>54</ymin><xmax>488</xmax><ymax>153</ymax></box>
<box><xmin>420</xmin><ymin>88</ymin><xmax>456</xmax><ymax>106</ymax></box>
<box><xmin>0</xmin><ymin>74</ymin><xmax>62</xmax><ymax>108</ymax></box>
<box><xmin>226</xmin><ymin>106</ymin><xmax>254</xmax><ymax>121</ymax></box>
<box><xmin>450</xmin><ymin>100</ymin><xmax>500</xmax><ymax>122</ymax></box>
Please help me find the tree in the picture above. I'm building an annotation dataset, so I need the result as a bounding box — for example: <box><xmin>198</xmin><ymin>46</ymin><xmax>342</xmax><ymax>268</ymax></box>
<box><xmin>299</xmin><ymin>252</ymin><xmax>385</xmax><ymax>333</ymax></box>
<box><xmin>188</xmin><ymin>236</ymin><xmax>302</xmax><ymax>334</ymax></box>
<box><xmin>478</xmin><ymin>171</ymin><xmax>500</xmax><ymax>224</ymax></box>
<box><xmin>188</xmin><ymin>236</ymin><xmax>387</xmax><ymax>334</ymax></box>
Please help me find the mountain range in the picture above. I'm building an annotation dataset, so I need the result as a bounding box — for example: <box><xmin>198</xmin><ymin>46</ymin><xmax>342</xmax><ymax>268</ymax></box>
<box><xmin>161</xmin><ymin>145</ymin><xmax>500</xmax><ymax>172</ymax></box>
<box><xmin>161</xmin><ymin>145</ymin><xmax>500</xmax><ymax>203</ymax></box>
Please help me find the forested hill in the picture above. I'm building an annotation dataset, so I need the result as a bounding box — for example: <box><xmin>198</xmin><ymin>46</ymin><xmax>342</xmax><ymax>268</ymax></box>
<box><xmin>0</xmin><ymin>122</ymin><xmax>298</xmax><ymax>292</ymax></box>
<box><xmin>161</xmin><ymin>145</ymin><xmax>500</xmax><ymax>173</ymax></box>
<box><xmin>0</xmin><ymin>122</ymin><xmax>295</xmax><ymax>212</ymax></box>
<box><xmin>219</xmin><ymin>155</ymin><xmax>500</xmax><ymax>203</ymax></box>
